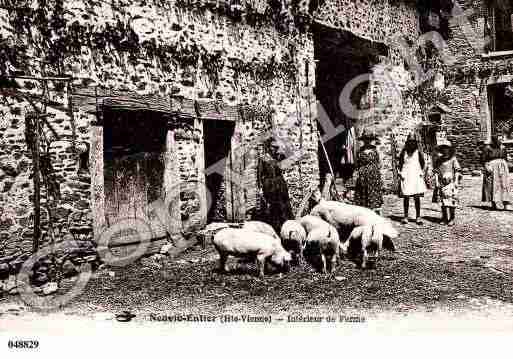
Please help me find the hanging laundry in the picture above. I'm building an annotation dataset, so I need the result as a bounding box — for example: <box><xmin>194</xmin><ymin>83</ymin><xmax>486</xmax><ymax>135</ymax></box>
<box><xmin>340</xmin><ymin>126</ymin><xmax>355</xmax><ymax>165</ymax></box>
<box><xmin>339</xmin><ymin>126</ymin><xmax>356</xmax><ymax>183</ymax></box>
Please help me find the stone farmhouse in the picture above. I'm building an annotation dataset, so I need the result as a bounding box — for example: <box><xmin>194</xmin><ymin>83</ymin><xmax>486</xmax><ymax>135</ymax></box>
<box><xmin>422</xmin><ymin>0</ymin><xmax>513</xmax><ymax>170</ymax></box>
<box><xmin>0</xmin><ymin>0</ymin><xmax>447</xmax><ymax>259</ymax></box>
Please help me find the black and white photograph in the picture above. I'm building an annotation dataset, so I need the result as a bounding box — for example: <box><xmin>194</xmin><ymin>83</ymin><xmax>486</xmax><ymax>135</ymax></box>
<box><xmin>0</xmin><ymin>0</ymin><xmax>513</xmax><ymax>354</ymax></box>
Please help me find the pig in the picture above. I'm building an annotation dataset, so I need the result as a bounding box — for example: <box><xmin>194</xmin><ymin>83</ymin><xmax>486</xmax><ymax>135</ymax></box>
<box><xmin>280</xmin><ymin>220</ymin><xmax>307</xmax><ymax>264</ymax></box>
<box><xmin>213</xmin><ymin>228</ymin><xmax>292</xmax><ymax>278</ymax></box>
<box><xmin>341</xmin><ymin>224</ymin><xmax>396</xmax><ymax>269</ymax></box>
<box><xmin>305</xmin><ymin>223</ymin><xmax>340</xmax><ymax>274</ymax></box>
<box><xmin>310</xmin><ymin>200</ymin><xmax>398</xmax><ymax>244</ymax></box>
<box><xmin>242</xmin><ymin>221</ymin><xmax>281</xmax><ymax>243</ymax></box>
<box><xmin>311</xmin><ymin>200</ymin><xmax>388</xmax><ymax>228</ymax></box>
<box><xmin>298</xmin><ymin>215</ymin><xmax>332</xmax><ymax>234</ymax></box>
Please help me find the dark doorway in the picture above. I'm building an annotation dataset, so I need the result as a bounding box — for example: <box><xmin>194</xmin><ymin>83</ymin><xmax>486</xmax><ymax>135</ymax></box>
<box><xmin>489</xmin><ymin>83</ymin><xmax>513</xmax><ymax>138</ymax></box>
<box><xmin>203</xmin><ymin>120</ymin><xmax>235</xmax><ymax>223</ymax></box>
<box><xmin>493</xmin><ymin>2</ymin><xmax>513</xmax><ymax>52</ymax></box>
<box><xmin>313</xmin><ymin>23</ymin><xmax>388</xmax><ymax>186</ymax></box>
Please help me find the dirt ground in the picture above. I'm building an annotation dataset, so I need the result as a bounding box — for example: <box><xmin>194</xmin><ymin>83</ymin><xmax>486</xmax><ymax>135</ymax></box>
<box><xmin>2</xmin><ymin>176</ymin><xmax>513</xmax><ymax>331</ymax></box>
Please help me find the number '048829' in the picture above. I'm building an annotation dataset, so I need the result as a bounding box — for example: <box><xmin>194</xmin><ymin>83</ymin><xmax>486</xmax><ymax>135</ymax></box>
<box><xmin>8</xmin><ymin>340</ymin><xmax>39</xmax><ymax>349</ymax></box>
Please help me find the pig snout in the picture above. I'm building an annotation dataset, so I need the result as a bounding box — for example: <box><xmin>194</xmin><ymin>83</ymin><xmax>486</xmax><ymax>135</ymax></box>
<box><xmin>363</xmin><ymin>250</ymin><xmax>378</xmax><ymax>270</ymax></box>
<box><xmin>282</xmin><ymin>259</ymin><xmax>291</xmax><ymax>272</ymax></box>
<box><xmin>281</xmin><ymin>251</ymin><xmax>292</xmax><ymax>272</ymax></box>
<box><xmin>271</xmin><ymin>249</ymin><xmax>292</xmax><ymax>272</ymax></box>
<box><xmin>366</xmin><ymin>256</ymin><xmax>378</xmax><ymax>269</ymax></box>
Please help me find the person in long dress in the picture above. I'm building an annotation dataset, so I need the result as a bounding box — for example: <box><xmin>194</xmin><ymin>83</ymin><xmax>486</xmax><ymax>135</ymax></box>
<box><xmin>257</xmin><ymin>139</ymin><xmax>293</xmax><ymax>233</ymax></box>
<box><xmin>398</xmin><ymin>133</ymin><xmax>427</xmax><ymax>225</ymax></box>
<box><xmin>354</xmin><ymin>130</ymin><xmax>384</xmax><ymax>215</ymax></box>
<box><xmin>481</xmin><ymin>135</ymin><xmax>512</xmax><ymax>211</ymax></box>
<box><xmin>432</xmin><ymin>140</ymin><xmax>462</xmax><ymax>226</ymax></box>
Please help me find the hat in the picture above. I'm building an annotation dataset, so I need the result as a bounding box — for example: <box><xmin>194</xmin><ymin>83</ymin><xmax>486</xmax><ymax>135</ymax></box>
<box><xmin>436</xmin><ymin>139</ymin><xmax>452</xmax><ymax>149</ymax></box>
<box><xmin>405</xmin><ymin>132</ymin><xmax>417</xmax><ymax>142</ymax></box>
<box><xmin>358</xmin><ymin>129</ymin><xmax>378</xmax><ymax>141</ymax></box>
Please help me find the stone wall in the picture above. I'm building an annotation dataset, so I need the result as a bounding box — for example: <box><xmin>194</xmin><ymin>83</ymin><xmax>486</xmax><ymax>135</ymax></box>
<box><xmin>0</xmin><ymin>0</ymin><xmax>434</xmax><ymax>260</ymax></box>
<box><xmin>314</xmin><ymin>0</ymin><xmax>419</xmax><ymax>45</ymax></box>
<box><xmin>445</xmin><ymin>0</ymin><xmax>487</xmax><ymax>66</ymax></box>
<box><xmin>350</xmin><ymin>55</ymin><xmax>424</xmax><ymax>191</ymax></box>
<box><xmin>441</xmin><ymin>0</ymin><xmax>513</xmax><ymax>170</ymax></box>
<box><xmin>0</xmin><ymin>92</ymin><xmax>93</xmax><ymax>258</ymax></box>
<box><xmin>0</xmin><ymin>0</ymin><xmax>319</xmax><ymax>259</ymax></box>
<box><xmin>441</xmin><ymin>82</ymin><xmax>483</xmax><ymax>171</ymax></box>
<box><xmin>311</xmin><ymin>0</ymin><xmax>422</xmax><ymax>191</ymax></box>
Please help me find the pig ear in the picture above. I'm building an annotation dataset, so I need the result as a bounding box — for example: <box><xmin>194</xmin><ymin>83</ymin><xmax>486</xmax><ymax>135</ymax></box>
<box><xmin>382</xmin><ymin>235</ymin><xmax>396</xmax><ymax>252</ymax></box>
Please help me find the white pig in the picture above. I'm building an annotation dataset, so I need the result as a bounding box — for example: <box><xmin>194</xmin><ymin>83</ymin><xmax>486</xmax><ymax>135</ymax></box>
<box><xmin>341</xmin><ymin>224</ymin><xmax>396</xmax><ymax>269</ymax></box>
<box><xmin>311</xmin><ymin>200</ymin><xmax>387</xmax><ymax>228</ymax></box>
<box><xmin>242</xmin><ymin>221</ymin><xmax>281</xmax><ymax>243</ymax></box>
<box><xmin>280</xmin><ymin>220</ymin><xmax>307</xmax><ymax>264</ymax></box>
<box><xmin>298</xmin><ymin>215</ymin><xmax>332</xmax><ymax>234</ymax></box>
<box><xmin>213</xmin><ymin>228</ymin><xmax>292</xmax><ymax>278</ymax></box>
<box><xmin>305</xmin><ymin>223</ymin><xmax>340</xmax><ymax>274</ymax></box>
<box><xmin>310</xmin><ymin>200</ymin><xmax>398</xmax><ymax>242</ymax></box>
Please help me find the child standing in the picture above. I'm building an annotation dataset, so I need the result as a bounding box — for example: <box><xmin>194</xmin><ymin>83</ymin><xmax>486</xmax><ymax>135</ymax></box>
<box><xmin>432</xmin><ymin>139</ymin><xmax>462</xmax><ymax>226</ymax></box>
<box><xmin>398</xmin><ymin>133</ymin><xmax>427</xmax><ymax>225</ymax></box>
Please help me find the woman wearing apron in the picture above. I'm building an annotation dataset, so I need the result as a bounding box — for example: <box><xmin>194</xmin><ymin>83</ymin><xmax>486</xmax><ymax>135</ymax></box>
<box><xmin>481</xmin><ymin>136</ymin><xmax>512</xmax><ymax>211</ymax></box>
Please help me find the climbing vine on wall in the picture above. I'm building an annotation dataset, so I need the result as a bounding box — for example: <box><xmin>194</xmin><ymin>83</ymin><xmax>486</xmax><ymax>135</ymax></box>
<box><xmin>2</xmin><ymin>0</ymin><xmax>309</xmax><ymax>88</ymax></box>
<box><xmin>24</xmin><ymin>111</ymin><xmax>62</xmax><ymax>246</ymax></box>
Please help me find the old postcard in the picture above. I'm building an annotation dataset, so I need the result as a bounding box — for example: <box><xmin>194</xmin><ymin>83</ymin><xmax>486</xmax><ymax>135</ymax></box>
<box><xmin>1</xmin><ymin>0</ymin><xmax>513</xmax><ymax>355</ymax></box>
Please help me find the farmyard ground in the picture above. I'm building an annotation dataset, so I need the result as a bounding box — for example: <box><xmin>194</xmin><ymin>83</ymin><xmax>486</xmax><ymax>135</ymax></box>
<box><xmin>2</xmin><ymin>176</ymin><xmax>513</xmax><ymax>332</ymax></box>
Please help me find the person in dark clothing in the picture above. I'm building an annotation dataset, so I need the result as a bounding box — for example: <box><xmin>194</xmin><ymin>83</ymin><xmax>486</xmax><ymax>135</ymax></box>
<box><xmin>354</xmin><ymin>130</ymin><xmax>384</xmax><ymax>215</ymax></box>
<box><xmin>257</xmin><ymin>139</ymin><xmax>293</xmax><ymax>233</ymax></box>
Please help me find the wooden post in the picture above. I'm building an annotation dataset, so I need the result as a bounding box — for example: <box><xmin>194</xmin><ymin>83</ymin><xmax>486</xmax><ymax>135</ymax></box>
<box><xmin>390</xmin><ymin>132</ymin><xmax>400</xmax><ymax>194</ymax></box>
<box><xmin>491</xmin><ymin>6</ymin><xmax>496</xmax><ymax>52</ymax></box>
<box><xmin>225</xmin><ymin>144</ymin><xmax>234</xmax><ymax>221</ymax></box>
<box><xmin>32</xmin><ymin>115</ymin><xmax>41</xmax><ymax>253</ymax></box>
<box><xmin>480</xmin><ymin>82</ymin><xmax>492</xmax><ymax>143</ymax></box>
<box><xmin>195</xmin><ymin>117</ymin><xmax>208</xmax><ymax>227</ymax></box>
<box><xmin>230</xmin><ymin>122</ymin><xmax>245</xmax><ymax>222</ymax></box>
<box><xmin>163</xmin><ymin>123</ymin><xmax>183</xmax><ymax>245</ymax></box>
<box><xmin>67</xmin><ymin>82</ymin><xmax>77</xmax><ymax>157</ymax></box>
<box><xmin>90</xmin><ymin>125</ymin><xmax>105</xmax><ymax>240</ymax></box>
<box><xmin>317</xmin><ymin>130</ymin><xmax>341</xmax><ymax>199</ymax></box>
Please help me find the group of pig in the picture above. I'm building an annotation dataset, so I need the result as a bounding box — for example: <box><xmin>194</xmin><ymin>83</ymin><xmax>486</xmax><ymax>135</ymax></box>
<box><xmin>212</xmin><ymin>192</ymin><xmax>400</xmax><ymax>278</ymax></box>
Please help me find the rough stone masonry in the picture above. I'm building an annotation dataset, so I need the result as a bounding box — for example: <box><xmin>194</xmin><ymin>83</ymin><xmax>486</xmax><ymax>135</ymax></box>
<box><xmin>0</xmin><ymin>0</ymin><xmax>431</xmax><ymax>270</ymax></box>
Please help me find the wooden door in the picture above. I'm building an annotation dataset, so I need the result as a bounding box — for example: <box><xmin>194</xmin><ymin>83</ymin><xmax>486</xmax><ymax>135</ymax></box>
<box><xmin>104</xmin><ymin>152</ymin><xmax>166</xmax><ymax>241</ymax></box>
<box><xmin>103</xmin><ymin>110</ymin><xmax>168</xmax><ymax>245</ymax></box>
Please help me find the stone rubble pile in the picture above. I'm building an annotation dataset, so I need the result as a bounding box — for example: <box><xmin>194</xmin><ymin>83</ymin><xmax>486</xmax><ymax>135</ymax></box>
<box><xmin>0</xmin><ymin>238</ymin><xmax>100</xmax><ymax>297</ymax></box>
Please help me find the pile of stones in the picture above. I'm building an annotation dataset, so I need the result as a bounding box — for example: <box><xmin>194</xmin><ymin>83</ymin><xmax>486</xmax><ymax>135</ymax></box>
<box><xmin>0</xmin><ymin>237</ymin><xmax>100</xmax><ymax>297</ymax></box>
